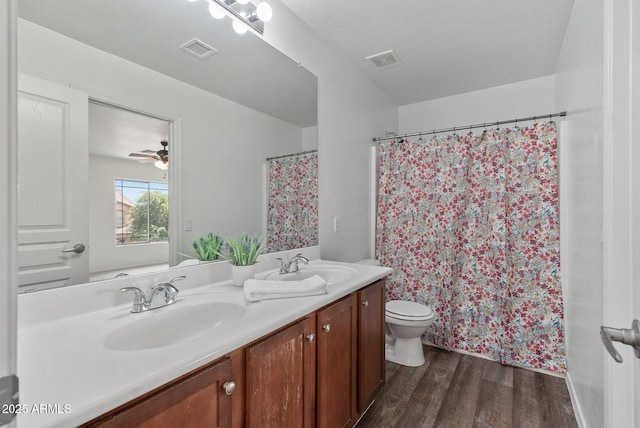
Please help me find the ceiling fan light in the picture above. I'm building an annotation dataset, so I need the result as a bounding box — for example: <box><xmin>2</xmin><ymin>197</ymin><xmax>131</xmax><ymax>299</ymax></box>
<box><xmin>232</xmin><ymin>19</ymin><xmax>248</xmax><ymax>34</ymax></box>
<box><xmin>256</xmin><ymin>2</ymin><xmax>272</xmax><ymax>22</ymax></box>
<box><xmin>208</xmin><ymin>1</ymin><xmax>226</xmax><ymax>19</ymax></box>
<box><xmin>155</xmin><ymin>160</ymin><xmax>168</xmax><ymax>170</ymax></box>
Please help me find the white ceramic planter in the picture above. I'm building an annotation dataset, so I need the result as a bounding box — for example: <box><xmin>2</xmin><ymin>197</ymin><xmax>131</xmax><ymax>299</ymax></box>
<box><xmin>231</xmin><ymin>264</ymin><xmax>256</xmax><ymax>287</ymax></box>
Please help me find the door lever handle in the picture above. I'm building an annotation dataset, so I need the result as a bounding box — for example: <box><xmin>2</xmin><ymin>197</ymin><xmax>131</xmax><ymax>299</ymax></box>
<box><xmin>600</xmin><ymin>319</ymin><xmax>640</xmax><ymax>363</ymax></box>
<box><xmin>61</xmin><ymin>243</ymin><xmax>86</xmax><ymax>254</ymax></box>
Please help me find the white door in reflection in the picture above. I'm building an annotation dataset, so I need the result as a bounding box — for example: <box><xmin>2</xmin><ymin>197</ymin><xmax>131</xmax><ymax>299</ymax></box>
<box><xmin>17</xmin><ymin>74</ymin><xmax>89</xmax><ymax>292</ymax></box>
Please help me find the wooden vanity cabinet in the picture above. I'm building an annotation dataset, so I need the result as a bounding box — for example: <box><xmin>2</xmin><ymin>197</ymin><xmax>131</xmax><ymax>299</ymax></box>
<box><xmin>83</xmin><ymin>280</ymin><xmax>386</xmax><ymax>428</ymax></box>
<box><xmin>316</xmin><ymin>294</ymin><xmax>358</xmax><ymax>428</ymax></box>
<box><xmin>245</xmin><ymin>315</ymin><xmax>316</xmax><ymax>428</ymax></box>
<box><xmin>315</xmin><ymin>280</ymin><xmax>386</xmax><ymax>428</ymax></box>
<box><xmin>84</xmin><ymin>356</ymin><xmax>235</xmax><ymax>428</ymax></box>
<box><xmin>357</xmin><ymin>279</ymin><xmax>386</xmax><ymax>413</ymax></box>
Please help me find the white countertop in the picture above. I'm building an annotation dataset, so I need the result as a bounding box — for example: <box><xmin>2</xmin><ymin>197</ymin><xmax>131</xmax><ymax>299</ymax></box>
<box><xmin>17</xmin><ymin>259</ymin><xmax>391</xmax><ymax>427</ymax></box>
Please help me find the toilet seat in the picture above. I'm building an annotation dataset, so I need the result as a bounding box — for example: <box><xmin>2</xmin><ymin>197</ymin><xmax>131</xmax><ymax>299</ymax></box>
<box><xmin>386</xmin><ymin>300</ymin><xmax>434</xmax><ymax>321</ymax></box>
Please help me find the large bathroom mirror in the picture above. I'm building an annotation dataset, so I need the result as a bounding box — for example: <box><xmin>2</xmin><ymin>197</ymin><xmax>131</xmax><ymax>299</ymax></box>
<box><xmin>16</xmin><ymin>0</ymin><xmax>318</xmax><ymax>292</ymax></box>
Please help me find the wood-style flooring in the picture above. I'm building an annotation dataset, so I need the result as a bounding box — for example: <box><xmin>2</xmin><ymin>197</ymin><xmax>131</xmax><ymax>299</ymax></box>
<box><xmin>356</xmin><ymin>345</ymin><xmax>578</xmax><ymax>428</ymax></box>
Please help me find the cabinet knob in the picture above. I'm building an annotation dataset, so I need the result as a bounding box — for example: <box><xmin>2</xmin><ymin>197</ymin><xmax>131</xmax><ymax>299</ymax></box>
<box><xmin>322</xmin><ymin>324</ymin><xmax>331</xmax><ymax>333</ymax></box>
<box><xmin>223</xmin><ymin>381</ymin><xmax>236</xmax><ymax>395</ymax></box>
<box><xmin>362</xmin><ymin>300</ymin><xmax>369</xmax><ymax>306</ymax></box>
<box><xmin>305</xmin><ymin>333</ymin><xmax>315</xmax><ymax>343</ymax></box>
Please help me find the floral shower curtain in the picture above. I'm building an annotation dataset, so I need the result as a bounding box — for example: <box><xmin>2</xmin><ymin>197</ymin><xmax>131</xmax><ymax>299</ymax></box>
<box><xmin>267</xmin><ymin>151</ymin><xmax>318</xmax><ymax>252</ymax></box>
<box><xmin>376</xmin><ymin>122</ymin><xmax>565</xmax><ymax>373</ymax></box>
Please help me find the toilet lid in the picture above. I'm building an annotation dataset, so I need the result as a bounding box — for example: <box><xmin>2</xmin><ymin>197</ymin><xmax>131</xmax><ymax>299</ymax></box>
<box><xmin>386</xmin><ymin>300</ymin><xmax>433</xmax><ymax>320</ymax></box>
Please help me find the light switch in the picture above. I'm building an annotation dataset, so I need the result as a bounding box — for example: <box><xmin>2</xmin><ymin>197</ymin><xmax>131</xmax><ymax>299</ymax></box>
<box><xmin>185</xmin><ymin>218</ymin><xmax>193</xmax><ymax>231</ymax></box>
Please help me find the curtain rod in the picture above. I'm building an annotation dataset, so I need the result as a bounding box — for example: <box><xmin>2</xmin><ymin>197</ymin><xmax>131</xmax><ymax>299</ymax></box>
<box><xmin>371</xmin><ymin>111</ymin><xmax>567</xmax><ymax>142</ymax></box>
<box><xmin>266</xmin><ymin>149</ymin><xmax>317</xmax><ymax>162</ymax></box>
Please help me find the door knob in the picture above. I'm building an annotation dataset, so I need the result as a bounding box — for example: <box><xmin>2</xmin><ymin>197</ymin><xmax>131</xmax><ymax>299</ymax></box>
<box><xmin>322</xmin><ymin>324</ymin><xmax>331</xmax><ymax>333</ymax></box>
<box><xmin>61</xmin><ymin>243</ymin><xmax>86</xmax><ymax>254</ymax></box>
<box><xmin>362</xmin><ymin>300</ymin><xmax>369</xmax><ymax>306</ymax></box>
<box><xmin>305</xmin><ymin>333</ymin><xmax>315</xmax><ymax>343</ymax></box>
<box><xmin>223</xmin><ymin>381</ymin><xmax>236</xmax><ymax>395</ymax></box>
<box><xmin>600</xmin><ymin>319</ymin><xmax>640</xmax><ymax>362</ymax></box>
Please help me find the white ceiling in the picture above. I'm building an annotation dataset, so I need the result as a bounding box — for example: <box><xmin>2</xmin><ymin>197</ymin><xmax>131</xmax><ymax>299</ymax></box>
<box><xmin>18</xmin><ymin>0</ymin><xmax>317</xmax><ymax>127</ymax></box>
<box><xmin>280</xmin><ymin>0</ymin><xmax>575</xmax><ymax>105</ymax></box>
<box><xmin>18</xmin><ymin>0</ymin><xmax>575</xmax><ymax>121</ymax></box>
<box><xmin>89</xmin><ymin>102</ymin><xmax>169</xmax><ymax>160</ymax></box>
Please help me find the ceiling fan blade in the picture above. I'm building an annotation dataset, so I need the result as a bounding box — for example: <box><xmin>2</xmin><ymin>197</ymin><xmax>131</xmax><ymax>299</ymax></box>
<box><xmin>128</xmin><ymin>152</ymin><xmax>158</xmax><ymax>159</ymax></box>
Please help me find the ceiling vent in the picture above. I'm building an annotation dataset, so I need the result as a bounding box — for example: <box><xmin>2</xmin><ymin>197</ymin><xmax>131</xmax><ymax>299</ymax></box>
<box><xmin>365</xmin><ymin>49</ymin><xmax>402</xmax><ymax>69</ymax></box>
<box><xmin>180</xmin><ymin>38</ymin><xmax>218</xmax><ymax>60</ymax></box>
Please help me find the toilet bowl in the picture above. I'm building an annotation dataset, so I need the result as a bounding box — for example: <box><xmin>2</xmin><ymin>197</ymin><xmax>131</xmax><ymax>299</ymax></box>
<box><xmin>385</xmin><ymin>300</ymin><xmax>435</xmax><ymax>367</ymax></box>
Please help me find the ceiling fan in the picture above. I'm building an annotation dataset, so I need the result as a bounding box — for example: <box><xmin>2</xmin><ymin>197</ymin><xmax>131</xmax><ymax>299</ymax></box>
<box><xmin>128</xmin><ymin>141</ymin><xmax>169</xmax><ymax>170</ymax></box>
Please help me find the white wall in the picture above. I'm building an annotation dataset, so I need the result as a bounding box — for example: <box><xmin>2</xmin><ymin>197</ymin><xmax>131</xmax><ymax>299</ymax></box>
<box><xmin>555</xmin><ymin>0</ymin><xmax>605</xmax><ymax>426</ymax></box>
<box><xmin>0</xmin><ymin>2</ymin><xmax>17</xmax><ymax>426</ymax></box>
<box><xmin>17</xmin><ymin>19</ymin><xmax>303</xmax><ymax>262</ymax></box>
<box><xmin>301</xmin><ymin>125</ymin><xmax>318</xmax><ymax>151</ymax></box>
<box><xmin>89</xmin><ymin>155</ymin><xmax>169</xmax><ymax>274</ymax></box>
<box><xmin>399</xmin><ymin>75</ymin><xmax>556</xmax><ymax>132</ymax></box>
<box><xmin>263</xmin><ymin>1</ymin><xmax>399</xmax><ymax>262</ymax></box>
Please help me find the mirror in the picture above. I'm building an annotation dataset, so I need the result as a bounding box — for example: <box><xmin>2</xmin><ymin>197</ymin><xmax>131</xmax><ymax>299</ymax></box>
<box><xmin>16</xmin><ymin>0</ymin><xmax>318</xmax><ymax>291</ymax></box>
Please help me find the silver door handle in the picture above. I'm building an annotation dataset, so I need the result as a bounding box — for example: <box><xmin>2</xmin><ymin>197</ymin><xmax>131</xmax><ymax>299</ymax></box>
<box><xmin>61</xmin><ymin>243</ymin><xmax>86</xmax><ymax>254</ymax></box>
<box><xmin>600</xmin><ymin>319</ymin><xmax>640</xmax><ymax>363</ymax></box>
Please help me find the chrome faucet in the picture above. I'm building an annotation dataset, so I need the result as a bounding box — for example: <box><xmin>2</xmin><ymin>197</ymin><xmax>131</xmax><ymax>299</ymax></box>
<box><xmin>120</xmin><ymin>276</ymin><xmax>185</xmax><ymax>313</ymax></box>
<box><xmin>276</xmin><ymin>253</ymin><xmax>309</xmax><ymax>274</ymax></box>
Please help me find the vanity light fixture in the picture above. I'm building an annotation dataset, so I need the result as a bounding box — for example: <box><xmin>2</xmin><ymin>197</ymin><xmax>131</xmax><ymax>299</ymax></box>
<box><xmin>204</xmin><ymin>0</ymin><xmax>273</xmax><ymax>35</ymax></box>
<box><xmin>208</xmin><ymin>1</ymin><xmax>226</xmax><ymax>19</ymax></box>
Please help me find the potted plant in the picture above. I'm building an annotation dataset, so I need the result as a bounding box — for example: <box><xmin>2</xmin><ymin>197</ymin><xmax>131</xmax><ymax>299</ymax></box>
<box><xmin>186</xmin><ymin>233</ymin><xmax>224</xmax><ymax>262</ymax></box>
<box><xmin>218</xmin><ymin>233</ymin><xmax>266</xmax><ymax>286</ymax></box>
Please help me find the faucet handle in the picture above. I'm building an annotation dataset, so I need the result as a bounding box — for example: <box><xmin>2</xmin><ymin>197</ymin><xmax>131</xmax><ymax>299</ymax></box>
<box><xmin>120</xmin><ymin>287</ymin><xmax>146</xmax><ymax>302</ymax></box>
<box><xmin>169</xmin><ymin>276</ymin><xmax>186</xmax><ymax>284</ymax></box>
<box><xmin>276</xmin><ymin>257</ymin><xmax>287</xmax><ymax>273</ymax></box>
<box><xmin>120</xmin><ymin>287</ymin><xmax>148</xmax><ymax>312</ymax></box>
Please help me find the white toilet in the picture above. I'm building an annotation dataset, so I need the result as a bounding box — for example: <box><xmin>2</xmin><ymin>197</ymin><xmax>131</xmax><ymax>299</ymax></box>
<box><xmin>385</xmin><ymin>300</ymin><xmax>435</xmax><ymax>367</ymax></box>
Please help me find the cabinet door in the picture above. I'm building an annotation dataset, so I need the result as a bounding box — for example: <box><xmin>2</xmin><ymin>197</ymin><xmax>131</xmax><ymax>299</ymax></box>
<box><xmin>246</xmin><ymin>316</ymin><xmax>316</xmax><ymax>428</ymax></box>
<box><xmin>93</xmin><ymin>357</ymin><xmax>234</xmax><ymax>427</ymax></box>
<box><xmin>317</xmin><ymin>294</ymin><xmax>358</xmax><ymax>428</ymax></box>
<box><xmin>358</xmin><ymin>280</ymin><xmax>386</xmax><ymax>413</ymax></box>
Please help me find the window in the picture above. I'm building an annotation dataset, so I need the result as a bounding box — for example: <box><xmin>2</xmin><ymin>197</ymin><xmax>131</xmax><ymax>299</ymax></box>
<box><xmin>115</xmin><ymin>179</ymin><xmax>169</xmax><ymax>245</ymax></box>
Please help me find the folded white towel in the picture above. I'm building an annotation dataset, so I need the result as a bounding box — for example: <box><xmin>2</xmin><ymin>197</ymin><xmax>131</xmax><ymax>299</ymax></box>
<box><xmin>244</xmin><ymin>274</ymin><xmax>328</xmax><ymax>302</ymax></box>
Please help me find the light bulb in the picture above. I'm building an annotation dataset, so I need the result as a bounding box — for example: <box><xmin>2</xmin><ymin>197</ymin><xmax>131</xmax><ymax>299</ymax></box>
<box><xmin>155</xmin><ymin>160</ymin><xmax>168</xmax><ymax>170</ymax></box>
<box><xmin>208</xmin><ymin>1</ymin><xmax>226</xmax><ymax>19</ymax></box>
<box><xmin>256</xmin><ymin>2</ymin><xmax>272</xmax><ymax>21</ymax></box>
<box><xmin>232</xmin><ymin>19</ymin><xmax>248</xmax><ymax>34</ymax></box>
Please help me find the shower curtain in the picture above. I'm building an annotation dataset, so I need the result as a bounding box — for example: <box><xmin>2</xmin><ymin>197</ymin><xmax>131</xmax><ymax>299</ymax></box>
<box><xmin>376</xmin><ymin>122</ymin><xmax>565</xmax><ymax>372</ymax></box>
<box><xmin>267</xmin><ymin>151</ymin><xmax>318</xmax><ymax>252</ymax></box>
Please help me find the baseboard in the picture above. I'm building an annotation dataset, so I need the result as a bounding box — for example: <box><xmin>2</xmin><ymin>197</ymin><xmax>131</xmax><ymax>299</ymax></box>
<box><xmin>565</xmin><ymin>371</ymin><xmax>587</xmax><ymax>428</ymax></box>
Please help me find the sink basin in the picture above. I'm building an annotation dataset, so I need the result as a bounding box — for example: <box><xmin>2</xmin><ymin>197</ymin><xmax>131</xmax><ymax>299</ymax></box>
<box><xmin>263</xmin><ymin>264</ymin><xmax>358</xmax><ymax>286</ymax></box>
<box><xmin>102</xmin><ymin>297</ymin><xmax>246</xmax><ymax>352</ymax></box>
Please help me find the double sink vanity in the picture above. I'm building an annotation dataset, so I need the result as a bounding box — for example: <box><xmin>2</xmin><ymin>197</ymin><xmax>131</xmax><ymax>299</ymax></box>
<box><xmin>17</xmin><ymin>250</ymin><xmax>392</xmax><ymax>427</ymax></box>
